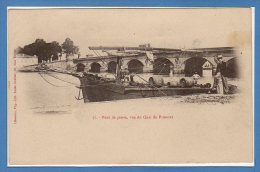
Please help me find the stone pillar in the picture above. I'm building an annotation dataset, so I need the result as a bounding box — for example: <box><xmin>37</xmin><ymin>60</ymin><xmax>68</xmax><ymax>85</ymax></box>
<box><xmin>121</xmin><ymin>59</ymin><xmax>129</xmax><ymax>71</ymax></box>
<box><xmin>84</xmin><ymin>62</ymin><xmax>90</xmax><ymax>72</ymax></box>
<box><xmin>100</xmin><ymin>62</ymin><xmax>107</xmax><ymax>72</ymax></box>
<box><xmin>143</xmin><ymin>60</ymin><xmax>153</xmax><ymax>73</ymax></box>
<box><xmin>204</xmin><ymin>57</ymin><xmax>217</xmax><ymax>76</ymax></box>
<box><xmin>169</xmin><ymin>65</ymin><xmax>174</xmax><ymax>77</ymax></box>
<box><xmin>171</xmin><ymin>57</ymin><xmax>188</xmax><ymax>75</ymax></box>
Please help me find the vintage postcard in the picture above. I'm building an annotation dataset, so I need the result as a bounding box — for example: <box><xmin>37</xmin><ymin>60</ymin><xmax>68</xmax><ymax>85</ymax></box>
<box><xmin>7</xmin><ymin>8</ymin><xmax>253</xmax><ymax>166</ymax></box>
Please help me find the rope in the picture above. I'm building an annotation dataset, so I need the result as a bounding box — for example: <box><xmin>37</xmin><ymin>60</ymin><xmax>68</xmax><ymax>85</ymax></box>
<box><xmin>41</xmin><ymin>49</ymin><xmax>188</xmax><ymax>100</ymax></box>
<box><xmin>41</xmin><ymin>68</ymin><xmax>116</xmax><ymax>87</ymax></box>
<box><xmin>45</xmin><ymin>72</ymin><xmax>79</xmax><ymax>86</ymax></box>
<box><xmin>158</xmin><ymin>64</ymin><xmax>166</xmax><ymax>75</ymax></box>
<box><xmin>41</xmin><ymin>52</ymin><xmax>174</xmax><ymax>92</ymax></box>
<box><xmin>38</xmin><ymin>72</ymin><xmax>71</xmax><ymax>87</ymax></box>
<box><xmin>93</xmin><ymin>50</ymin><xmax>109</xmax><ymax>67</ymax></box>
<box><xmin>92</xmin><ymin>50</ymin><xmax>117</xmax><ymax>78</ymax></box>
<box><xmin>125</xmin><ymin>59</ymin><xmax>173</xmax><ymax>73</ymax></box>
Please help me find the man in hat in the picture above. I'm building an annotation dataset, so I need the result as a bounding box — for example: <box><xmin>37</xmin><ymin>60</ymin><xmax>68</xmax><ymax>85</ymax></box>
<box><xmin>214</xmin><ymin>55</ymin><xmax>229</xmax><ymax>94</ymax></box>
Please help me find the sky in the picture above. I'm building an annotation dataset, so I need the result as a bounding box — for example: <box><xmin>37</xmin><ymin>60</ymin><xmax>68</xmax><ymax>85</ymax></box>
<box><xmin>8</xmin><ymin>8</ymin><xmax>252</xmax><ymax>56</ymax></box>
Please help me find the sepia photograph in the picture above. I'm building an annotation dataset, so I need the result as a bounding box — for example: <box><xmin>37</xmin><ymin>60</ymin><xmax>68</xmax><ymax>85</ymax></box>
<box><xmin>7</xmin><ymin>8</ymin><xmax>253</xmax><ymax>166</ymax></box>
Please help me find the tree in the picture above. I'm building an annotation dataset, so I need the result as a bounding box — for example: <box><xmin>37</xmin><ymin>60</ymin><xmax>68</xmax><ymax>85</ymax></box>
<box><xmin>21</xmin><ymin>39</ymin><xmax>62</xmax><ymax>63</ymax></box>
<box><xmin>16</xmin><ymin>46</ymin><xmax>23</xmax><ymax>54</ymax></box>
<box><xmin>22</xmin><ymin>39</ymin><xmax>46</xmax><ymax>63</ymax></box>
<box><xmin>61</xmin><ymin>38</ymin><xmax>79</xmax><ymax>61</ymax></box>
<box><xmin>45</xmin><ymin>41</ymin><xmax>62</xmax><ymax>62</ymax></box>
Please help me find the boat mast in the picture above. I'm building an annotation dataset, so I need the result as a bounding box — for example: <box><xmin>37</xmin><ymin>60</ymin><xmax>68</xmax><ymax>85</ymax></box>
<box><xmin>115</xmin><ymin>56</ymin><xmax>122</xmax><ymax>80</ymax></box>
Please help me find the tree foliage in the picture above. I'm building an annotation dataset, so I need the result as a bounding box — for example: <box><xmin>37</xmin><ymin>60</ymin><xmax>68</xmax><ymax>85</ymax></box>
<box><xmin>20</xmin><ymin>39</ymin><xmax>63</xmax><ymax>63</ymax></box>
<box><xmin>19</xmin><ymin>38</ymin><xmax>79</xmax><ymax>63</ymax></box>
<box><xmin>46</xmin><ymin>41</ymin><xmax>62</xmax><ymax>61</ymax></box>
<box><xmin>16</xmin><ymin>46</ymin><xmax>23</xmax><ymax>54</ymax></box>
<box><xmin>61</xmin><ymin>38</ymin><xmax>79</xmax><ymax>60</ymax></box>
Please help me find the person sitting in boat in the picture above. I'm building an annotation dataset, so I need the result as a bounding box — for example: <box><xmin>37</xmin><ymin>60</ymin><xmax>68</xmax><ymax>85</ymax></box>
<box><xmin>192</xmin><ymin>72</ymin><xmax>200</xmax><ymax>85</ymax></box>
<box><xmin>129</xmin><ymin>73</ymin><xmax>138</xmax><ymax>86</ymax></box>
<box><xmin>120</xmin><ymin>68</ymin><xmax>129</xmax><ymax>81</ymax></box>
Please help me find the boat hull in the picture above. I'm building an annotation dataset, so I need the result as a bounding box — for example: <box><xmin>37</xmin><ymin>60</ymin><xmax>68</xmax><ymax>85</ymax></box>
<box><xmin>79</xmin><ymin>77</ymin><xmax>213</xmax><ymax>102</ymax></box>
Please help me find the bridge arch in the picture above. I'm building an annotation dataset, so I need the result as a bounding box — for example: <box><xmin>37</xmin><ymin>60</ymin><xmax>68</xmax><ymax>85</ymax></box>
<box><xmin>76</xmin><ymin>63</ymin><xmax>85</xmax><ymax>72</ymax></box>
<box><xmin>184</xmin><ymin>57</ymin><xmax>213</xmax><ymax>77</ymax></box>
<box><xmin>153</xmin><ymin>57</ymin><xmax>174</xmax><ymax>75</ymax></box>
<box><xmin>107</xmin><ymin>61</ymin><xmax>117</xmax><ymax>73</ymax></box>
<box><xmin>128</xmin><ymin>59</ymin><xmax>144</xmax><ymax>73</ymax></box>
<box><xmin>90</xmin><ymin>62</ymin><xmax>102</xmax><ymax>73</ymax></box>
<box><xmin>226</xmin><ymin>57</ymin><xmax>239</xmax><ymax>78</ymax></box>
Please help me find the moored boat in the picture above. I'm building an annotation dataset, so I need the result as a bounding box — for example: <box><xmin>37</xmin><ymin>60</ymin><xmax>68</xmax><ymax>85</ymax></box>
<box><xmin>75</xmin><ymin>57</ymin><xmax>215</xmax><ymax>102</ymax></box>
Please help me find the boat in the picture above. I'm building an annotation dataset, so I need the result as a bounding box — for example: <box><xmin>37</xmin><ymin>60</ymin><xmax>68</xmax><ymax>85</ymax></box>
<box><xmin>77</xmin><ymin>75</ymin><xmax>214</xmax><ymax>102</ymax></box>
<box><xmin>73</xmin><ymin>46</ymin><xmax>217</xmax><ymax>102</ymax></box>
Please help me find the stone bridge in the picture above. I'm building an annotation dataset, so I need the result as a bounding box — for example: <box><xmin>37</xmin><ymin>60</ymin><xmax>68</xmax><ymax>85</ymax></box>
<box><xmin>73</xmin><ymin>47</ymin><xmax>238</xmax><ymax>77</ymax></box>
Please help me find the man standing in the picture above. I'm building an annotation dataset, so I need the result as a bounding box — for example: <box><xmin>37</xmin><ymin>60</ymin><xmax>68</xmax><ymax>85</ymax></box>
<box><xmin>214</xmin><ymin>55</ymin><xmax>229</xmax><ymax>94</ymax></box>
